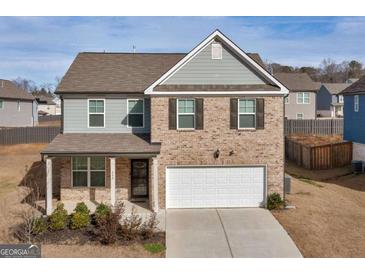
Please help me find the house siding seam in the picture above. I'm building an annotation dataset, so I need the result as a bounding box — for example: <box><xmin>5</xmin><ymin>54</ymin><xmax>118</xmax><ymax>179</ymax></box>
<box><xmin>151</xmin><ymin>96</ymin><xmax>284</xmax><ymax>209</ymax></box>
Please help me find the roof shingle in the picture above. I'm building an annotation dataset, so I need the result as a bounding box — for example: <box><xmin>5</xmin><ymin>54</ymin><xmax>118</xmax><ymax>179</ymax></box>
<box><xmin>0</xmin><ymin>79</ymin><xmax>35</xmax><ymax>100</ymax></box>
<box><xmin>274</xmin><ymin>73</ymin><xmax>319</xmax><ymax>92</ymax></box>
<box><xmin>341</xmin><ymin>76</ymin><xmax>365</xmax><ymax>95</ymax></box>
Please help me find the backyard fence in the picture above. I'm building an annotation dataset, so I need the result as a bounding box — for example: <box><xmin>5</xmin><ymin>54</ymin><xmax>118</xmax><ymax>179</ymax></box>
<box><xmin>0</xmin><ymin>126</ymin><xmax>60</xmax><ymax>145</ymax></box>
<box><xmin>285</xmin><ymin>119</ymin><xmax>343</xmax><ymax>136</ymax></box>
<box><xmin>38</xmin><ymin>115</ymin><xmax>61</xmax><ymax>122</ymax></box>
<box><xmin>285</xmin><ymin>137</ymin><xmax>352</xmax><ymax>169</ymax></box>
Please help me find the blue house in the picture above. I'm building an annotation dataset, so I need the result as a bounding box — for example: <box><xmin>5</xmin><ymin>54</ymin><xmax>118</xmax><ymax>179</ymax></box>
<box><xmin>341</xmin><ymin>76</ymin><xmax>365</xmax><ymax>161</ymax></box>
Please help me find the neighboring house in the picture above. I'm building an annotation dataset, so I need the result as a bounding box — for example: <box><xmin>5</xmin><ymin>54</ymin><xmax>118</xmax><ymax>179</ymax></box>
<box><xmin>0</xmin><ymin>79</ymin><xmax>38</xmax><ymax>127</ymax></box>
<box><xmin>41</xmin><ymin>30</ymin><xmax>289</xmax><ymax>215</ymax></box>
<box><xmin>346</xmin><ymin>78</ymin><xmax>359</xmax><ymax>84</ymax></box>
<box><xmin>341</xmin><ymin>76</ymin><xmax>365</xmax><ymax>161</ymax></box>
<box><xmin>275</xmin><ymin>73</ymin><xmax>319</xmax><ymax>119</ymax></box>
<box><xmin>317</xmin><ymin>83</ymin><xmax>351</xmax><ymax>118</ymax></box>
<box><xmin>36</xmin><ymin>94</ymin><xmax>61</xmax><ymax>115</ymax></box>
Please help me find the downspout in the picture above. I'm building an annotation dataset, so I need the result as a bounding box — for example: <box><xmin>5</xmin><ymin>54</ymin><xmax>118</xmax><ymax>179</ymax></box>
<box><xmin>60</xmin><ymin>96</ymin><xmax>64</xmax><ymax>134</ymax></box>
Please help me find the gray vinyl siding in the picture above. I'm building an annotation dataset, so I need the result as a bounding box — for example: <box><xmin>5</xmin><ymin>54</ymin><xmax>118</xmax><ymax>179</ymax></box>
<box><xmin>0</xmin><ymin>99</ymin><xmax>36</xmax><ymax>127</ymax></box>
<box><xmin>63</xmin><ymin>97</ymin><xmax>150</xmax><ymax>133</ymax></box>
<box><xmin>284</xmin><ymin>91</ymin><xmax>317</xmax><ymax>119</ymax></box>
<box><xmin>163</xmin><ymin>41</ymin><xmax>265</xmax><ymax>85</ymax></box>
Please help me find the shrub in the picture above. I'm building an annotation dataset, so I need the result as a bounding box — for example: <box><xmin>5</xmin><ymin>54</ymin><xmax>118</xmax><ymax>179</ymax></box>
<box><xmin>121</xmin><ymin>207</ymin><xmax>142</xmax><ymax>240</ymax></box>
<box><xmin>267</xmin><ymin>193</ymin><xmax>285</xmax><ymax>210</ymax></box>
<box><xmin>70</xmin><ymin>212</ymin><xmax>90</xmax><ymax>230</ymax></box>
<box><xmin>49</xmin><ymin>203</ymin><xmax>68</xmax><ymax>230</ymax></box>
<box><xmin>95</xmin><ymin>203</ymin><xmax>111</xmax><ymax>222</ymax></box>
<box><xmin>97</xmin><ymin>203</ymin><xmax>125</xmax><ymax>244</ymax></box>
<box><xmin>143</xmin><ymin>243</ymin><xmax>165</xmax><ymax>254</ymax></box>
<box><xmin>140</xmin><ymin>213</ymin><xmax>159</xmax><ymax>240</ymax></box>
<box><xmin>74</xmin><ymin>202</ymin><xmax>90</xmax><ymax>215</ymax></box>
<box><xmin>32</xmin><ymin>216</ymin><xmax>48</xmax><ymax>234</ymax></box>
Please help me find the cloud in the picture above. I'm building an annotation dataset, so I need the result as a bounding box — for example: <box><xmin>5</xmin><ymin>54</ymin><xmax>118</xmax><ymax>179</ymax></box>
<box><xmin>0</xmin><ymin>16</ymin><xmax>365</xmax><ymax>85</ymax></box>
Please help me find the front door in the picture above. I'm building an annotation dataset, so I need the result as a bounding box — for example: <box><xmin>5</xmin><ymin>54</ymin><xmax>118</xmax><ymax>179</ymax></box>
<box><xmin>131</xmin><ymin>159</ymin><xmax>149</xmax><ymax>199</ymax></box>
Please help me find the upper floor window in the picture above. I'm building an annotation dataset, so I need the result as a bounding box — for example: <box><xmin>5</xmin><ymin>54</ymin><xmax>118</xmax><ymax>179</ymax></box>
<box><xmin>284</xmin><ymin>96</ymin><xmax>289</xmax><ymax>104</ymax></box>
<box><xmin>0</xmin><ymin>99</ymin><xmax>3</xmax><ymax>109</ymax></box>
<box><xmin>354</xmin><ymin>95</ymin><xmax>359</xmax><ymax>112</ymax></box>
<box><xmin>297</xmin><ymin>92</ymin><xmax>310</xmax><ymax>104</ymax></box>
<box><xmin>238</xmin><ymin>99</ymin><xmax>256</xmax><ymax>129</ymax></box>
<box><xmin>339</xmin><ymin>95</ymin><xmax>344</xmax><ymax>104</ymax></box>
<box><xmin>177</xmin><ymin>99</ymin><xmax>195</xmax><ymax>129</ymax></box>
<box><xmin>127</xmin><ymin>99</ymin><xmax>144</xmax><ymax>128</ymax></box>
<box><xmin>88</xmin><ymin>99</ymin><xmax>105</xmax><ymax>128</ymax></box>
<box><xmin>296</xmin><ymin>113</ymin><xmax>304</xmax><ymax>120</ymax></box>
<box><xmin>211</xmin><ymin>43</ymin><xmax>222</xmax><ymax>60</ymax></box>
<box><xmin>17</xmin><ymin>101</ymin><xmax>21</xmax><ymax>111</ymax></box>
<box><xmin>72</xmin><ymin>156</ymin><xmax>105</xmax><ymax>187</ymax></box>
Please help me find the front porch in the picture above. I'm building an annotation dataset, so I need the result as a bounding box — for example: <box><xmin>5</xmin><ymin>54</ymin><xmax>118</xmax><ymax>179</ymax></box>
<box><xmin>41</xmin><ymin>133</ymin><xmax>161</xmax><ymax>215</ymax></box>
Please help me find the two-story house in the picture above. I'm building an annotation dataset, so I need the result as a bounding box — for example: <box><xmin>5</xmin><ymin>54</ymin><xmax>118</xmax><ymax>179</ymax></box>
<box><xmin>0</xmin><ymin>79</ymin><xmax>38</xmax><ymax>127</ymax></box>
<box><xmin>41</xmin><ymin>30</ymin><xmax>289</xmax><ymax>215</ymax></box>
<box><xmin>316</xmin><ymin>83</ymin><xmax>351</xmax><ymax>118</ymax></box>
<box><xmin>341</xmin><ymin>76</ymin><xmax>365</xmax><ymax>162</ymax></box>
<box><xmin>274</xmin><ymin>73</ymin><xmax>319</xmax><ymax>119</ymax></box>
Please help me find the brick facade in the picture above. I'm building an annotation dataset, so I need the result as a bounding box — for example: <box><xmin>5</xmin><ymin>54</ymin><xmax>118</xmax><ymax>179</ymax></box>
<box><xmin>151</xmin><ymin>96</ymin><xmax>285</xmax><ymax>209</ymax></box>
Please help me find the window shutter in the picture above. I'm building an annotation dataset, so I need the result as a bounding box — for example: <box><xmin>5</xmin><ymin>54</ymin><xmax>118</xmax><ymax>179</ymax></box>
<box><xmin>168</xmin><ymin>98</ymin><xmax>177</xmax><ymax>130</ymax></box>
<box><xmin>256</xmin><ymin>98</ymin><xmax>265</xmax><ymax>130</ymax></box>
<box><xmin>230</xmin><ymin>98</ymin><xmax>238</xmax><ymax>129</ymax></box>
<box><xmin>195</xmin><ymin>98</ymin><xmax>204</xmax><ymax>130</ymax></box>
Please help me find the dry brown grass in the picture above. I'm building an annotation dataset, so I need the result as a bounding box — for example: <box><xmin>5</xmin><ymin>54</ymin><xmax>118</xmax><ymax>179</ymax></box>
<box><xmin>287</xmin><ymin>134</ymin><xmax>343</xmax><ymax>146</ymax></box>
<box><xmin>273</xmin><ymin>163</ymin><xmax>365</xmax><ymax>257</ymax></box>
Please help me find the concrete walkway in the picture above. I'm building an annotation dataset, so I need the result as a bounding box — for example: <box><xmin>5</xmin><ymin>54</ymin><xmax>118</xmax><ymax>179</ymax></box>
<box><xmin>166</xmin><ymin>208</ymin><xmax>302</xmax><ymax>258</ymax></box>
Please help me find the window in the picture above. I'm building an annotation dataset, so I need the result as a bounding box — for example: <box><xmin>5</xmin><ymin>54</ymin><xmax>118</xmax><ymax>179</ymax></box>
<box><xmin>339</xmin><ymin>95</ymin><xmax>344</xmax><ymax>104</ymax></box>
<box><xmin>296</xmin><ymin>113</ymin><xmax>304</xmax><ymax>120</ymax></box>
<box><xmin>127</xmin><ymin>99</ymin><xmax>144</xmax><ymax>128</ymax></box>
<box><xmin>72</xmin><ymin>156</ymin><xmax>105</xmax><ymax>187</ymax></box>
<box><xmin>17</xmin><ymin>101</ymin><xmax>21</xmax><ymax>111</ymax></box>
<box><xmin>177</xmin><ymin>99</ymin><xmax>195</xmax><ymax>129</ymax></box>
<box><xmin>0</xmin><ymin>99</ymin><xmax>3</xmax><ymax>109</ymax></box>
<box><xmin>88</xmin><ymin>99</ymin><xmax>105</xmax><ymax>127</ymax></box>
<box><xmin>284</xmin><ymin>96</ymin><xmax>289</xmax><ymax>104</ymax></box>
<box><xmin>211</xmin><ymin>43</ymin><xmax>222</xmax><ymax>60</ymax></box>
<box><xmin>238</xmin><ymin>99</ymin><xmax>256</xmax><ymax>129</ymax></box>
<box><xmin>354</xmin><ymin>95</ymin><xmax>359</xmax><ymax>112</ymax></box>
<box><xmin>297</xmin><ymin>92</ymin><xmax>310</xmax><ymax>104</ymax></box>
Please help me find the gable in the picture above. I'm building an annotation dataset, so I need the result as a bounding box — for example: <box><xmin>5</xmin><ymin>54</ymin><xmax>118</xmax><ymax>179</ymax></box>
<box><xmin>163</xmin><ymin>41</ymin><xmax>266</xmax><ymax>86</ymax></box>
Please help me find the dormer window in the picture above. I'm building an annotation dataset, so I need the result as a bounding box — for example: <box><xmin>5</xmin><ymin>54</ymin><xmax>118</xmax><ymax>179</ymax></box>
<box><xmin>211</xmin><ymin>43</ymin><xmax>222</xmax><ymax>60</ymax></box>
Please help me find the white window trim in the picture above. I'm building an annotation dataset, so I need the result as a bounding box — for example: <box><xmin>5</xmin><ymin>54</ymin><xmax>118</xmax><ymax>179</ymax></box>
<box><xmin>284</xmin><ymin>96</ymin><xmax>289</xmax><ymax>104</ymax></box>
<box><xmin>127</xmin><ymin>98</ymin><xmax>145</xmax><ymax>128</ymax></box>
<box><xmin>238</xmin><ymin>99</ymin><xmax>256</xmax><ymax>130</ymax></box>
<box><xmin>296</xmin><ymin>113</ymin><xmax>304</xmax><ymax>120</ymax></box>
<box><xmin>71</xmin><ymin>157</ymin><xmax>106</xmax><ymax>188</ymax></box>
<box><xmin>177</xmin><ymin>98</ymin><xmax>196</xmax><ymax>130</ymax></box>
<box><xmin>17</xmin><ymin>100</ymin><xmax>21</xmax><ymax>112</ymax></box>
<box><xmin>0</xmin><ymin>99</ymin><xmax>4</xmax><ymax>109</ymax></box>
<box><xmin>87</xmin><ymin>98</ymin><xmax>105</xmax><ymax>128</ymax></box>
<box><xmin>296</xmin><ymin>92</ymin><xmax>310</xmax><ymax>104</ymax></box>
<box><xmin>211</xmin><ymin>42</ymin><xmax>222</xmax><ymax>60</ymax></box>
<box><xmin>354</xmin><ymin>95</ymin><xmax>359</xmax><ymax>112</ymax></box>
<box><xmin>338</xmin><ymin>95</ymin><xmax>344</xmax><ymax>104</ymax></box>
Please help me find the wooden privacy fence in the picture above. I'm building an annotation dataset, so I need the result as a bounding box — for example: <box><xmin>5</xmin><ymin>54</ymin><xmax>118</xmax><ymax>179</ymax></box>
<box><xmin>285</xmin><ymin>119</ymin><xmax>343</xmax><ymax>136</ymax></box>
<box><xmin>285</xmin><ymin>137</ymin><xmax>352</xmax><ymax>169</ymax></box>
<box><xmin>0</xmin><ymin>127</ymin><xmax>60</xmax><ymax>145</ymax></box>
<box><xmin>38</xmin><ymin>115</ymin><xmax>61</xmax><ymax>122</ymax></box>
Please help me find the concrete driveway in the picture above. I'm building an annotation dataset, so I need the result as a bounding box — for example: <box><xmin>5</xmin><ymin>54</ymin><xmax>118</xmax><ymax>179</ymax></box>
<box><xmin>166</xmin><ymin>208</ymin><xmax>302</xmax><ymax>258</ymax></box>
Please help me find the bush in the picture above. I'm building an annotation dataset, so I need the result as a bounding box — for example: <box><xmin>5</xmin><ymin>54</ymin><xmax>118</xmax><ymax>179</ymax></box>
<box><xmin>143</xmin><ymin>243</ymin><xmax>165</xmax><ymax>254</ymax></box>
<box><xmin>32</xmin><ymin>216</ymin><xmax>48</xmax><ymax>234</ymax></box>
<box><xmin>267</xmin><ymin>193</ymin><xmax>285</xmax><ymax>210</ymax></box>
<box><xmin>121</xmin><ymin>207</ymin><xmax>142</xmax><ymax>240</ymax></box>
<box><xmin>95</xmin><ymin>203</ymin><xmax>111</xmax><ymax>222</ymax></box>
<box><xmin>74</xmin><ymin>202</ymin><xmax>90</xmax><ymax>215</ymax></box>
<box><xmin>70</xmin><ymin>212</ymin><xmax>90</xmax><ymax>230</ymax></box>
<box><xmin>49</xmin><ymin>203</ymin><xmax>68</xmax><ymax>230</ymax></box>
<box><xmin>140</xmin><ymin>213</ymin><xmax>159</xmax><ymax>240</ymax></box>
<box><xmin>97</xmin><ymin>203</ymin><xmax>125</xmax><ymax>244</ymax></box>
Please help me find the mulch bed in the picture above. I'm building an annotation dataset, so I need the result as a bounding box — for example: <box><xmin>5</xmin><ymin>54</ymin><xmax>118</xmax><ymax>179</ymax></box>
<box><xmin>287</xmin><ymin>134</ymin><xmax>343</xmax><ymax>146</ymax></box>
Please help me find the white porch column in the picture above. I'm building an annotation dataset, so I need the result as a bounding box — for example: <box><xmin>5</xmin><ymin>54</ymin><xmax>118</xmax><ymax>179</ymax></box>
<box><xmin>46</xmin><ymin>157</ymin><xmax>53</xmax><ymax>215</ymax></box>
<box><xmin>110</xmin><ymin>157</ymin><xmax>116</xmax><ymax>207</ymax></box>
<box><xmin>152</xmin><ymin>157</ymin><xmax>159</xmax><ymax>212</ymax></box>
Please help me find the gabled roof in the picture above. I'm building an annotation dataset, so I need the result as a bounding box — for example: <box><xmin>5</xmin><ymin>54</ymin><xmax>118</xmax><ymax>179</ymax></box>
<box><xmin>341</xmin><ymin>76</ymin><xmax>365</xmax><ymax>95</ymax></box>
<box><xmin>274</xmin><ymin>73</ymin><xmax>318</xmax><ymax>92</ymax></box>
<box><xmin>0</xmin><ymin>79</ymin><xmax>34</xmax><ymax>101</ymax></box>
<box><xmin>35</xmin><ymin>94</ymin><xmax>57</xmax><ymax>105</ymax></box>
<box><xmin>322</xmin><ymin>83</ymin><xmax>351</xmax><ymax>95</ymax></box>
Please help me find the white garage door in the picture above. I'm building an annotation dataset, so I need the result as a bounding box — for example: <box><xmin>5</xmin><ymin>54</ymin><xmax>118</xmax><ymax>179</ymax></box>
<box><xmin>166</xmin><ymin>166</ymin><xmax>266</xmax><ymax>208</ymax></box>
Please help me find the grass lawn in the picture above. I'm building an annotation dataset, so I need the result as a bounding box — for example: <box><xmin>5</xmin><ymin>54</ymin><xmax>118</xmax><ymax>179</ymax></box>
<box><xmin>273</xmin><ymin>161</ymin><xmax>365</xmax><ymax>257</ymax></box>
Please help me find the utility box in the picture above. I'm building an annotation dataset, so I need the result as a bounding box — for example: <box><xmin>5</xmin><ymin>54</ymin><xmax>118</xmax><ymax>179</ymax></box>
<box><xmin>284</xmin><ymin>174</ymin><xmax>291</xmax><ymax>194</ymax></box>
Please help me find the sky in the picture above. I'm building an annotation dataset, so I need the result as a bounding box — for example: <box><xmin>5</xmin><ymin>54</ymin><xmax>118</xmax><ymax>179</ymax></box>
<box><xmin>1</xmin><ymin>16</ymin><xmax>365</xmax><ymax>87</ymax></box>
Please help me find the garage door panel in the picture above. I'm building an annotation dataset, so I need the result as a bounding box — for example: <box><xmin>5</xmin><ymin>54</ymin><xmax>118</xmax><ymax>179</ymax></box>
<box><xmin>166</xmin><ymin>166</ymin><xmax>265</xmax><ymax>208</ymax></box>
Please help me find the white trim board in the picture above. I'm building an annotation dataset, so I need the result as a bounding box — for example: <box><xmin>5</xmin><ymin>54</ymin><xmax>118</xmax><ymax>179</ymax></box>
<box><xmin>144</xmin><ymin>30</ymin><xmax>289</xmax><ymax>96</ymax></box>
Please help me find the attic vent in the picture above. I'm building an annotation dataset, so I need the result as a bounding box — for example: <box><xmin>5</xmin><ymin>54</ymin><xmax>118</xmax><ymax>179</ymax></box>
<box><xmin>211</xmin><ymin>43</ymin><xmax>222</xmax><ymax>60</ymax></box>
